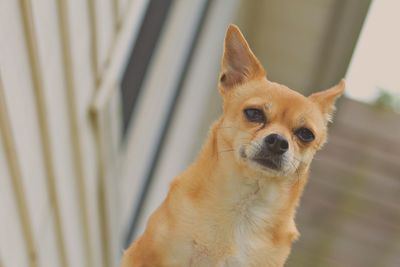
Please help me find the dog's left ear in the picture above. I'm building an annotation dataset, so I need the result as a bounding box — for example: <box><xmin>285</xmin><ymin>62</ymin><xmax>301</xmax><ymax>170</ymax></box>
<box><xmin>219</xmin><ymin>24</ymin><xmax>265</xmax><ymax>93</ymax></box>
<box><xmin>309</xmin><ymin>80</ymin><xmax>345</xmax><ymax>123</ymax></box>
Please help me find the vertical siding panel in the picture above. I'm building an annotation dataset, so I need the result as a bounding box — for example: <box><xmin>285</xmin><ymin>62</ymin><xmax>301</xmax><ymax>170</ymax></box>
<box><xmin>119</xmin><ymin>0</ymin><xmax>131</xmax><ymax>21</ymax></box>
<box><xmin>0</xmin><ymin>2</ymin><xmax>60</xmax><ymax>267</ymax></box>
<box><xmin>65</xmin><ymin>1</ymin><xmax>103</xmax><ymax>266</ymax></box>
<box><xmin>112</xmin><ymin>0</ymin><xmax>120</xmax><ymax>31</ymax></box>
<box><xmin>87</xmin><ymin>0</ymin><xmax>115</xmax><ymax>85</ymax></box>
<box><xmin>107</xmin><ymin>91</ymin><xmax>125</xmax><ymax>265</ymax></box>
<box><xmin>38</xmin><ymin>213</ymin><xmax>63</xmax><ymax>267</ymax></box>
<box><xmin>91</xmin><ymin>89</ymin><xmax>123</xmax><ymax>267</ymax></box>
<box><xmin>18</xmin><ymin>0</ymin><xmax>68</xmax><ymax>266</ymax></box>
<box><xmin>87</xmin><ymin>0</ymin><xmax>99</xmax><ymax>85</ymax></box>
<box><xmin>95</xmin><ymin>0</ymin><xmax>115</xmax><ymax>76</ymax></box>
<box><xmin>90</xmin><ymin>0</ymin><xmax>151</xmax><ymax>261</ymax></box>
<box><xmin>31</xmin><ymin>1</ymin><xmax>89</xmax><ymax>267</ymax></box>
<box><xmin>0</xmin><ymin>113</ymin><xmax>29</xmax><ymax>267</ymax></box>
<box><xmin>89</xmin><ymin>0</ymin><xmax>151</xmax><ymax>263</ymax></box>
<box><xmin>0</xmin><ymin>78</ymin><xmax>35</xmax><ymax>267</ymax></box>
<box><xmin>91</xmin><ymin>107</ymin><xmax>112</xmax><ymax>267</ymax></box>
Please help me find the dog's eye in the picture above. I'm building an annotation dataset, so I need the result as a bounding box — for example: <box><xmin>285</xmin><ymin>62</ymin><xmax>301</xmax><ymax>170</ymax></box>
<box><xmin>243</xmin><ymin>108</ymin><xmax>265</xmax><ymax>123</ymax></box>
<box><xmin>295</xmin><ymin>128</ymin><xmax>315</xmax><ymax>143</ymax></box>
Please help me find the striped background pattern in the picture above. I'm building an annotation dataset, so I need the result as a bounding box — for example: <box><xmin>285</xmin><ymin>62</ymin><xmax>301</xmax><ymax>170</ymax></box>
<box><xmin>0</xmin><ymin>0</ymin><xmax>147</xmax><ymax>266</ymax></box>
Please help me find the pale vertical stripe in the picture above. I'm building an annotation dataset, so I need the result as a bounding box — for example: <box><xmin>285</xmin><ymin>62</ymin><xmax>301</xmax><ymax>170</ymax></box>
<box><xmin>18</xmin><ymin>1</ymin><xmax>68</xmax><ymax>267</ymax></box>
<box><xmin>55</xmin><ymin>1</ymin><xmax>94</xmax><ymax>267</ymax></box>
<box><xmin>88</xmin><ymin>0</ymin><xmax>151</xmax><ymax>262</ymax></box>
<box><xmin>91</xmin><ymin>0</ymin><xmax>117</xmax><ymax>88</ymax></box>
<box><xmin>112</xmin><ymin>0</ymin><xmax>120</xmax><ymax>31</ymax></box>
<box><xmin>104</xmin><ymin>93</ymin><xmax>122</xmax><ymax>265</ymax></box>
<box><xmin>101</xmin><ymin>92</ymin><xmax>122</xmax><ymax>266</ymax></box>
<box><xmin>91</xmin><ymin>0</ymin><xmax>145</xmax><ymax>94</ymax></box>
<box><xmin>0</xmin><ymin>77</ymin><xmax>38</xmax><ymax>267</ymax></box>
<box><xmin>87</xmin><ymin>0</ymin><xmax>100</xmax><ymax>86</ymax></box>
<box><xmin>91</xmin><ymin>0</ymin><xmax>150</xmax><ymax>110</ymax></box>
<box><xmin>90</xmin><ymin>109</ymin><xmax>112</xmax><ymax>267</ymax></box>
<box><xmin>119</xmin><ymin>0</ymin><xmax>136</xmax><ymax>27</ymax></box>
<box><xmin>86</xmin><ymin>0</ymin><xmax>116</xmax><ymax>265</ymax></box>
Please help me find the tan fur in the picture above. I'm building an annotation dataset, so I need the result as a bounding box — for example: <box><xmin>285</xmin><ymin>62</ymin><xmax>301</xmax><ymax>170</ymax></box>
<box><xmin>121</xmin><ymin>24</ymin><xmax>344</xmax><ymax>267</ymax></box>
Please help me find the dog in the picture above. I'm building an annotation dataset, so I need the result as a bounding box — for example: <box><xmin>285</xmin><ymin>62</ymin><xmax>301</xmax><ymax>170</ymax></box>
<box><xmin>121</xmin><ymin>24</ymin><xmax>344</xmax><ymax>267</ymax></box>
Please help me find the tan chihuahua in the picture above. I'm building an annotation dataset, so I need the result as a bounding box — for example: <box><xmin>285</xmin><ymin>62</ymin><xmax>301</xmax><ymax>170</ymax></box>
<box><xmin>121</xmin><ymin>24</ymin><xmax>344</xmax><ymax>267</ymax></box>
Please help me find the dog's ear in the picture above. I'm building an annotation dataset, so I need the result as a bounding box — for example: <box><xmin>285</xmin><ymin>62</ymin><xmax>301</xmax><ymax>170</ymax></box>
<box><xmin>219</xmin><ymin>24</ymin><xmax>265</xmax><ymax>93</ymax></box>
<box><xmin>309</xmin><ymin>80</ymin><xmax>345</xmax><ymax>123</ymax></box>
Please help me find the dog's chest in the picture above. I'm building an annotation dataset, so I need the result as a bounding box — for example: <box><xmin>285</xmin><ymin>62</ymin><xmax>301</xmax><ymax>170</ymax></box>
<box><xmin>188</xmin><ymin>181</ymin><xmax>284</xmax><ymax>266</ymax></box>
<box><xmin>223</xmin><ymin>182</ymin><xmax>281</xmax><ymax>265</ymax></box>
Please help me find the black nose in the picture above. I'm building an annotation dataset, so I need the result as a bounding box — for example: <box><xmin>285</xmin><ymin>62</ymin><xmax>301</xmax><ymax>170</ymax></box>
<box><xmin>264</xmin><ymin>134</ymin><xmax>289</xmax><ymax>155</ymax></box>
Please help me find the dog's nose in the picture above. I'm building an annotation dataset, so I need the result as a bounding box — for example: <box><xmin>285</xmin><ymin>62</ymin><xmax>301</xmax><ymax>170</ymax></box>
<box><xmin>265</xmin><ymin>134</ymin><xmax>288</xmax><ymax>155</ymax></box>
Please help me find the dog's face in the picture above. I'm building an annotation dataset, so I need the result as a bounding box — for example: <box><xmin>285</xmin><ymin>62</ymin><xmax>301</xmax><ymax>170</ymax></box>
<box><xmin>218</xmin><ymin>25</ymin><xmax>344</xmax><ymax>177</ymax></box>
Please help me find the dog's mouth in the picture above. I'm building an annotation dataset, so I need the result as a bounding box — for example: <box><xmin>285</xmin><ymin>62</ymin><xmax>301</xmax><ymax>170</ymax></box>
<box><xmin>253</xmin><ymin>157</ymin><xmax>281</xmax><ymax>170</ymax></box>
<box><xmin>239</xmin><ymin>145</ymin><xmax>285</xmax><ymax>172</ymax></box>
<box><xmin>253</xmin><ymin>156</ymin><xmax>281</xmax><ymax>170</ymax></box>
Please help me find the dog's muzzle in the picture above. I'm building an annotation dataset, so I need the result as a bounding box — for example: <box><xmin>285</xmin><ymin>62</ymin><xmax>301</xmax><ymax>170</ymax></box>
<box><xmin>253</xmin><ymin>134</ymin><xmax>288</xmax><ymax>170</ymax></box>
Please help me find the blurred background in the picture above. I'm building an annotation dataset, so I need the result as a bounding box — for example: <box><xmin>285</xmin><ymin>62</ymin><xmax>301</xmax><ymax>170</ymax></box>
<box><xmin>1</xmin><ymin>0</ymin><xmax>399</xmax><ymax>267</ymax></box>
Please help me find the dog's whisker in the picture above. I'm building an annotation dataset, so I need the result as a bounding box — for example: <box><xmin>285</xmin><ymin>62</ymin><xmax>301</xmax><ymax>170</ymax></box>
<box><xmin>217</xmin><ymin>142</ymin><xmax>255</xmax><ymax>155</ymax></box>
<box><xmin>218</xmin><ymin>149</ymin><xmax>235</xmax><ymax>154</ymax></box>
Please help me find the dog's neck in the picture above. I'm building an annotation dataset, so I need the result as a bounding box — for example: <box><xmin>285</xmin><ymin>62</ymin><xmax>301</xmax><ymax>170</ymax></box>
<box><xmin>183</xmin><ymin>120</ymin><xmax>309</xmax><ymax>238</ymax></box>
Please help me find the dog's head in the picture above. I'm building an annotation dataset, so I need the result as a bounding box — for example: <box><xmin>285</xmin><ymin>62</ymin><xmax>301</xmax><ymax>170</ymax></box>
<box><xmin>217</xmin><ymin>25</ymin><xmax>344</xmax><ymax>177</ymax></box>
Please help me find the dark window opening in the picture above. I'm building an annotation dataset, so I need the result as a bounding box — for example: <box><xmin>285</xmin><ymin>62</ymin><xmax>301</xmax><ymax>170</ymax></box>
<box><xmin>120</xmin><ymin>0</ymin><xmax>173</xmax><ymax>136</ymax></box>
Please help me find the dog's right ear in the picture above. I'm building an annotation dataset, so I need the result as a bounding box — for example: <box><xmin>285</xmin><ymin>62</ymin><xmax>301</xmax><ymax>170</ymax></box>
<box><xmin>219</xmin><ymin>24</ymin><xmax>265</xmax><ymax>93</ymax></box>
<box><xmin>309</xmin><ymin>80</ymin><xmax>345</xmax><ymax>123</ymax></box>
